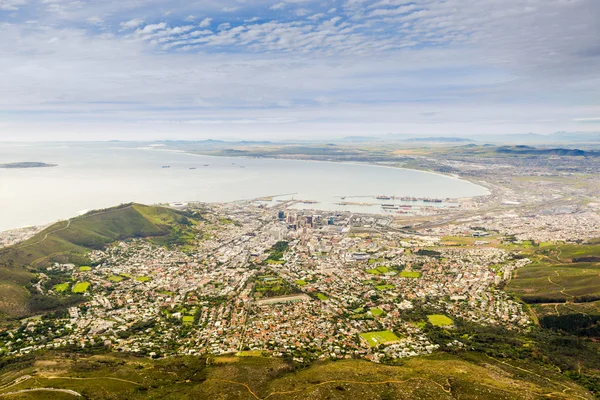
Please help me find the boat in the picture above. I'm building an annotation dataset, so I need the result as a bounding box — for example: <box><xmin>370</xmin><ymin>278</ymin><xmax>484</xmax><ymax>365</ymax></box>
<box><xmin>204</xmin><ymin>164</ymin><xmax>209</xmax><ymax>167</ymax></box>
<box><xmin>162</xmin><ymin>165</ymin><xmax>170</xmax><ymax>168</ymax></box>
<box><xmin>189</xmin><ymin>167</ymin><xmax>197</xmax><ymax>170</ymax></box>
<box><xmin>376</xmin><ymin>195</ymin><xmax>391</xmax><ymax>200</ymax></box>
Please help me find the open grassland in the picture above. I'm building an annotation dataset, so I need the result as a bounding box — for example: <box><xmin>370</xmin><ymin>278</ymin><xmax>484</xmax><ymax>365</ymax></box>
<box><xmin>505</xmin><ymin>240</ymin><xmax>600</xmax><ymax>311</ymax></box>
<box><xmin>532</xmin><ymin>300</ymin><xmax>600</xmax><ymax>318</ymax></box>
<box><xmin>52</xmin><ymin>283</ymin><xmax>70</xmax><ymax>293</ymax></box>
<box><xmin>509</xmin><ymin>263</ymin><xmax>600</xmax><ymax>302</ymax></box>
<box><xmin>0</xmin><ymin>351</ymin><xmax>592</xmax><ymax>399</ymax></box>
<box><xmin>71</xmin><ymin>282</ymin><xmax>90</xmax><ymax>294</ymax></box>
<box><xmin>427</xmin><ymin>315</ymin><xmax>454</xmax><ymax>327</ymax></box>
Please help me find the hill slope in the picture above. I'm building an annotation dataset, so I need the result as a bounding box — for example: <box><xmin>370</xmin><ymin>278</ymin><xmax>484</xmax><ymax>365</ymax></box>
<box><xmin>0</xmin><ymin>352</ymin><xmax>594</xmax><ymax>399</ymax></box>
<box><xmin>0</xmin><ymin>203</ymin><xmax>198</xmax><ymax>319</ymax></box>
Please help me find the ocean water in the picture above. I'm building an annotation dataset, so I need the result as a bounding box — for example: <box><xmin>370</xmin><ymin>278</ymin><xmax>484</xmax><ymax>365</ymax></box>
<box><xmin>0</xmin><ymin>143</ymin><xmax>488</xmax><ymax>231</ymax></box>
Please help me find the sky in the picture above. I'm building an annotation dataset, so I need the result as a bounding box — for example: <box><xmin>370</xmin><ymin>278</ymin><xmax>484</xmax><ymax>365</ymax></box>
<box><xmin>0</xmin><ymin>0</ymin><xmax>599</xmax><ymax>141</ymax></box>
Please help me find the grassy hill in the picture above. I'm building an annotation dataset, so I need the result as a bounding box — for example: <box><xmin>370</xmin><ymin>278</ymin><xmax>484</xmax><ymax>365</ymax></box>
<box><xmin>0</xmin><ymin>351</ymin><xmax>593</xmax><ymax>399</ymax></box>
<box><xmin>0</xmin><ymin>203</ymin><xmax>199</xmax><ymax>319</ymax></box>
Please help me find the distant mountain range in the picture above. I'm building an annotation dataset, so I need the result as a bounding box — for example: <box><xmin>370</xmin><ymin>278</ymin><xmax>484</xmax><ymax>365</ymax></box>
<box><xmin>495</xmin><ymin>145</ymin><xmax>600</xmax><ymax>157</ymax></box>
<box><xmin>340</xmin><ymin>131</ymin><xmax>600</xmax><ymax>144</ymax></box>
<box><xmin>404</xmin><ymin>137</ymin><xmax>475</xmax><ymax>143</ymax></box>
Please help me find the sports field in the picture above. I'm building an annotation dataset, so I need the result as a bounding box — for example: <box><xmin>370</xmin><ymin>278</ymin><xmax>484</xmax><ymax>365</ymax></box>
<box><xmin>427</xmin><ymin>314</ymin><xmax>454</xmax><ymax>326</ymax></box>
<box><xmin>360</xmin><ymin>330</ymin><xmax>400</xmax><ymax>347</ymax></box>
<box><xmin>108</xmin><ymin>275</ymin><xmax>123</xmax><ymax>282</ymax></box>
<box><xmin>72</xmin><ymin>282</ymin><xmax>90</xmax><ymax>293</ymax></box>
<box><xmin>366</xmin><ymin>266</ymin><xmax>390</xmax><ymax>275</ymax></box>
<box><xmin>370</xmin><ymin>307</ymin><xmax>385</xmax><ymax>316</ymax></box>
<box><xmin>400</xmin><ymin>271</ymin><xmax>422</xmax><ymax>278</ymax></box>
<box><xmin>79</xmin><ymin>266</ymin><xmax>92</xmax><ymax>272</ymax></box>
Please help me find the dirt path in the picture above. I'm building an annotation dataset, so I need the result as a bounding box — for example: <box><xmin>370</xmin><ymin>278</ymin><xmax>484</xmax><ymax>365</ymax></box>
<box><xmin>208</xmin><ymin>376</ymin><xmax>452</xmax><ymax>400</ymax></box>
<box><xmin>19</xmin><ymin>220</ymin><xmax>71</xmax><ymax>249</ymax></box>
<box><xmin>0</xmin><ymin>387</ymin><xmax>81</xmax><ymax>397</ymax></box>
<box><xmin>547</xmin><ymin>271</ymin><xmax>574</xmax><ymax>299</ymax></box>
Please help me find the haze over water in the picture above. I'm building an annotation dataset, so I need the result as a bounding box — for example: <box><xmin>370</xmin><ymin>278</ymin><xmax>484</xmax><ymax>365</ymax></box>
<box><xmin>0</xmin><ymin>143</ymin><xmax>488</xmax><ymax>231</ymax></box>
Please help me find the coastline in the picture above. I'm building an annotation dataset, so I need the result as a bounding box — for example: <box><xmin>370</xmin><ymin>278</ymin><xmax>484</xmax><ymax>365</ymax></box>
<box><xmin>1</xmin><ymin>145</ymin><xmax>491</xmax><ymax>232</ymax></box>
<box><xmin>166</xmin><ymin>148</ymin><xmax>493</xmax><ymax>199</ymax></box>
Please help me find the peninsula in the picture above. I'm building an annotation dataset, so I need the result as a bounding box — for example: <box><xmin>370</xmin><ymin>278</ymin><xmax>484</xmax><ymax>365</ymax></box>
<box><xmin>0</xmin><ymin>162</ymin><xmax>57</xmax><ymax>169</ymax></box>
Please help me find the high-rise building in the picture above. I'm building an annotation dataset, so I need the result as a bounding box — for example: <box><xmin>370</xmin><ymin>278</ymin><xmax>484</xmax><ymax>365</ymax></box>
<box><xmin>306</xmin><ymin>216</ymin><xmax>313</xmax><ymax>227</ymax></box>
<box><xmin>278</xmin><ymin>210</ymin><xmax>285</xmax><ymax>221</ymax></box>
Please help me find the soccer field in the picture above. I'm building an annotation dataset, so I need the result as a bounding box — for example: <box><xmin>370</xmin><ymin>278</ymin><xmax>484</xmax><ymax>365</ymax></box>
<box><xmin>427</xmin><ymin>314</ymin><xmax>454</xmax><ymax>327</ymax></box>
<box><xmin>360</xmin><ymin>330</ymin><xmax>400</xmax><ymax>347</ymax></box>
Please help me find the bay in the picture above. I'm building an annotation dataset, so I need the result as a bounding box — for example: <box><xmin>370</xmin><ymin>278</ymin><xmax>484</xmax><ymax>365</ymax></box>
<box><xmin>0</xmin><ymin>143</ymin><xmax>488</xmax><ymax>231</ymax></box>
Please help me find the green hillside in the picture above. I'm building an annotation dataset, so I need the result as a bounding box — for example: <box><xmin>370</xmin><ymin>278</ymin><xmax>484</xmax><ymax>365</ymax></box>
<box><xmin>0</xmin><ymin>351</ymin><xmax>593</xmax><ymax>399</ymax></box>
<box><xmin>0</xmin><ymin>203</ymin><xmax>199</xmax><ymax>319</ymax></box>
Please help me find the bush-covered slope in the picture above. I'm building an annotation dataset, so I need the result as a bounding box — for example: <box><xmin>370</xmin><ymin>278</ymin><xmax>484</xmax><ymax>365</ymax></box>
<box><xmin>0</xmin><ymin>203</ymin><xmax>197</xmax><ymax>319</ymax></box>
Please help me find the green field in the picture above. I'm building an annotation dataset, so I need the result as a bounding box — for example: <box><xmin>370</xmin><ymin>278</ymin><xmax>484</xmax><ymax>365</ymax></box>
<box><xmin>295</xmin><ymin>280</ymin><xmax>307</xmax><ymax>286</ymax></box>
<box><xmin>53</xmin><ymin>283</ymin><xmax>70</xmax><ymax>292</ymax></box>
<box><xmin>370</xmin><ymin>307</ymin><xmax>385</xmax><ymax>316</ymax></box>
<box><xmin>182</xmin><ymin>316</ymin><xmax>194</xmax><ymax>324</ymax></box>
<box><xmin>79</xmin><ymin>266</ymin><xmax>92</xmax><ymax>272</ymax></box>
<box><xmin>400</xmin><ymin>271</ymin><xmax>422</xmax><ymax>278</ymax></box>
<box><xmin>508</xmin><ymin>263</ymin><xmax>600</xmax><ymax>303</ymax></box>
<box><xmin>506</xmin><ymin>240</ymin><xmax>600</xmax><ymax>309</ymax></box>
<box><xmin>366</xmin><ymin>266</ymin><xmax>390</xmax><ymax>275</ymax></box>
<box><xmin>316</xmin><ymin>293</ymin><xmax>329</xmax><ymax>301</ymax></box>
<box><xmin>135</xmin><ymin>276</ymin><xmax>152</xmax><ymax>282</ymax></box>
<box><xmin>360</xmin><ymin>330</ymin><xmax>400</xmax><ymax>347</ymax></box>
<box><xmin>72</xmin><ymin>282</ymin><xmax>90</xmax><ymax>293</ymax></box>
<box><xmin>427</xmin><ymin>314</ymin><xmax>454</xmax><ymax>327</ymax></box>
<box><xmin>254</xmin><ymin>273</ymin><xmax>299</xmax><ymax>299</ymax></box>
<box><xmin>107</xmin><ymin>275</ymin><xmax>124</xmax><ymax>283</ymax></box>
<box><xmin>375</xmin><ymin>284</ymin><xmax>394</xmax><ymax>291</ymax></box>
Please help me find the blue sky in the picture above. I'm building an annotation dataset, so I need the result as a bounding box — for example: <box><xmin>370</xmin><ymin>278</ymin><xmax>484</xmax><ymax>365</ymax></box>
<box><xmin>0</xmin><ymin>0</ymin><xmax>599</xmax><ymax>140</ymax></box>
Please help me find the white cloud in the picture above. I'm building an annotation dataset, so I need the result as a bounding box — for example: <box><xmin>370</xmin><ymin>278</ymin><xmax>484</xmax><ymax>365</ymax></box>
<box><xmin>0</xmin><ymin>0</ymin><xmax>26</xmax><ymax>11</ymax></box>
<box><xmin>120</xmin><ymin>18</ymin><xmax>144</xmax><ymax>29</ymax></box>
<box><xmin>199</xmin><ymin>17</ymin><xmax>212</xmax><ymax>27</ymax></box>
<box><xmin>0</xmin><ymin>0</ymin><xmax>599</xmax><ymax>139</ymax></box>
